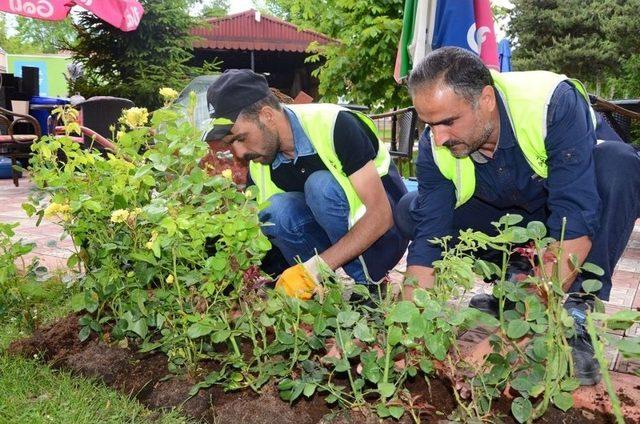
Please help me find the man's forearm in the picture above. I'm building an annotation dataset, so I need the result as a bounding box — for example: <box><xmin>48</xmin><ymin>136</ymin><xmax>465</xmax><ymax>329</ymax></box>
<box><xmin>319</xmin><ymin>205</ymin><xmax>393</xmax><ymax>271</ymax></box>
<box><xmin>542</xmin><ymin>235</ymin><xmax>592</xmax><ymax>291</ymax></box>
<box><xmin>403</xmin><ymin>265</ymin><xmax>435</xmax><ymax>300</ymax></box>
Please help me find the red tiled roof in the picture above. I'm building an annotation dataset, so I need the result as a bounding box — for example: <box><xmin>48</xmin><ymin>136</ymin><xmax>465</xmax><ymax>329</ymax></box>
<box><xmin>191</xmin><ymin>9</ymin><xmax>334</xmax><ymax>53</ymax></box>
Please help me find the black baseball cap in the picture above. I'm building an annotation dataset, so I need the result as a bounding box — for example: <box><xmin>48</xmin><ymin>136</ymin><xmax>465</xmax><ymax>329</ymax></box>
<box><xmin>204</xmin><ymin>69</ymin><xmax>270</xmax><ymax>141</ymax></box>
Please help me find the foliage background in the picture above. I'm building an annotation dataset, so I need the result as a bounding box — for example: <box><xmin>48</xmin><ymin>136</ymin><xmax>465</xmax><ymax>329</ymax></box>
<box><xmin>2</xmin><ymin>1</ymin><xmax>640</xmax><ymax>109</ymax></box>
<box><xmin>258</xmin><ymin>0</ymin><xmax>410</xmax><ymax>111</ymax></box>
<box><xmin>507</xmin><ymin>0</ymin><xmax>640</xmax><ymax>99</ymax></box>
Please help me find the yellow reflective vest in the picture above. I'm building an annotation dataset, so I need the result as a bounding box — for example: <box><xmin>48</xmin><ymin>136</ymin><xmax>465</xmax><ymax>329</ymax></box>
<box><xmin>431</xmin><ymin>70</ymin><xmax>593</xmax><ymax>208</ymax></box>
<box><xmin>248</xmin><ymin>104</ymin><xmax>391</xmax><ymax>227</ymax></box>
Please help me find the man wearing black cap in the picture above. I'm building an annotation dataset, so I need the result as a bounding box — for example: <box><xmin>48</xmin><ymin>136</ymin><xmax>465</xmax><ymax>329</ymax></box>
<box><xmin>205</xmin><ymin>69</ymin><xmax>408</xmax><ymax>298</ymax></box>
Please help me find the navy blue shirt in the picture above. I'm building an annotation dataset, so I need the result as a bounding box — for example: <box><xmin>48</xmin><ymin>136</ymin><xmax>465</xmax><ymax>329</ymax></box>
<box><xmin>407</xmin><ymin>82</ymin><xmax>601</xmax><ymax>267</ymax></box>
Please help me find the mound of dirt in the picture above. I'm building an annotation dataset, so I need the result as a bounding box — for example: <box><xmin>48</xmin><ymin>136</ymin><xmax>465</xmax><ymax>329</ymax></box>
<box><xmin>7</xmin><ymin>314</ymin><xmax>631</xmax><ymax>424</ymax></box>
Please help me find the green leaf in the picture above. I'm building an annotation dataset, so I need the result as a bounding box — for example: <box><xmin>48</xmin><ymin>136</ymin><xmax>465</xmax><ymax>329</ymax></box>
<box><xmin>387</xmin><ymin>325</ymin><xmax>403</xmax><ymax>346</ymax></box>
<box><xmin>553</xmin><ymin>392</ymin><xmax>574</xmax><ymax>411</ymax></box>
<box><xmin>388</xmin><ymin>301</ymin><xmax>418</xmax><ymax>323</ymax></box>
<box><xmin>607</xmin><ymin>310</ymin><xmax>640</xmax><ymax>323</ymax></box>
<box><xmin>560</xmin><ymin>378</ymin><xmax>581</xmax><ymax>392</ymax></box>
<box><xmin>419</xmin><ymin>358</ymin><xmax>434</xmax><ymax>374</ymax></box>
<box><xmin>259</xmin><ymin>313</ymin><xmax>275</xmax><ymax>327</ymax></box>
<box><xmin>353</xmin><ymin>320</ymin><xmax>374</xmax><ymax>342</ymax></box>
<box><xmin>376</xmin><ymin>404</ymin><xmax>390</xmax><ymax>418</ymax></box>
<box><xmin>507</xmin><ymin>227</ymin><xmax>531</xmax><ymax>243</ymax></box>
<box><xmin>127</xmin><ymin>318</ymin><xmax>148</xmax><ymax>339</ymax></box>
<box><xmin>78</xmin><ymin>326</ymin><xmax>91</xmax><ymax>342</ymax></box>
<box><xmin>83</xmin><ymin>199</ymin><xmax>102</xmax><ymax>212</ymax></box>
<box><xmin>70</xmin><ymin>292</ymin><xmax>86</xmax><ymax>312</ymax></box>
<box><xmin>507</xmin><ymin>319</ymin><xmax>530</xmax><ymax>339</ymax></box>
<box><xmin>313</xmin><ymin>315</ymin><xmax>327</xmax><ymax>335</ymax></box>
<box><xmin>325</xmin><ymin>394</ymin><xmax>338</xmax><ymax>404</ymax></box>
<box><xmin>277</xmin><ymin>331</ymin><xmax>295</xmax><ymax>345</ymax></box>
<box><xmin>617</xmin><ymin>337</ymin><xmax>640</xmax><ymax>356</ymax></box>
<box><xmin>337</xmin><ymin>310</ymin><xmax>360</xmax><ymax>327</ymax></box>
<box><xmin>526</xmin><ymin>221</ymin><xmax>547</xmax><ymax>238</ymax></box>
<box><xmin>421</xmin><ymin>300</ymin><xmax>442</xmax><ymax>320</ymax></box>
<box><xmin>334</xmin><ymin>358</ymin><xmax>350</xmax><ymax>372</ymax></box>
<box><xmin>511</xmin><ymin>377</ymin><xmax>533</xmax><ymax>393</ymax></box>
<box><xmin>377</xmin><ymin>382</ymin><xmax>395</xmax><ymax>398</ymax></box>
<box><xmin>407</xmin><ymin>311</ymin><xmax>426</xmax><ymax>338</ymax></box>
<box><xmin>532</xmin><ymin>337</ymin><xmax>547</xmax><ymax>360</ymax></box>
<box><xmin>412</xmin><ymin>288</ymin><xmax>430</xmax><ymax>307</ymax></box>
<box><xmin>388</xmin><ymin>405</ymin><xmax>404</xmax><ymax>419</ymax></box>
<box><xmin>303</xmin><ymin>383</ymin><xmax>316</xmax><ymax>398</ymax></box>
<box><xmin>425</xmin><ymin>333</ymin><xmax>447</xmax><ymax>361</ymax></box>
<box><xmin>581</xmin><ymin>262</ymin><xmax>605</xmax><ymax>276</ymax></box>
<box><xmin>187</xmin><ymin>321</ymin><xmax>216</xmax><ymax>339</ymax></box>
<box><xmin>499</xmin><ymin>214</ymin><xmax>523</xmax><ymax>226</ymax></box>
<box><xmin>22</xmin><ymin>202</ymin><xmax>36</xmax><ymax>217</ymax></box>
<box><xmin>289</xmin><ymin>381</ymin><xmax>304</xmax><ymax>402</ymax></box>
<box><xmin>66</xmin><ymin>254</ymin><xmax>80</xmax><ymax>269</ymax></box>
<box><xmin>511</xmin><ymin>397</ymin><xmax>533</xmax><ymax>423</ymax></box>
<box><xmin>211</xmin><ymin>329</ymin><xmax>231</xmax><ymax>343</ymax></box>
<box><xmin>581</xmin><ymin>279</ymin><xmax>602</xmax><ymax>293</ymax></box>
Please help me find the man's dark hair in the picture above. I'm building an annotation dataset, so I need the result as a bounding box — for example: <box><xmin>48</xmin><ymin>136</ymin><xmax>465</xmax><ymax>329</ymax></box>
<box><xmin>238</xmin><ymin>93</ymin><xmax>282</xmax><ymax>122</ymax></box>
<box><xmin>407</xmin><ymin>47</ymin><xmax>493</xmax><ymax>105</ymax></box>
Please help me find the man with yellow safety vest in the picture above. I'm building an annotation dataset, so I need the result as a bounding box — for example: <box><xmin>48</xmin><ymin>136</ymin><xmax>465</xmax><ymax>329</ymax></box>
<box><xmin>393</xmin><ymin>47</ymin><xmax>640</xmax><ymax>386</ymax></box>
<box><xmin>204</xmin><ymin>69</ymin><xmax>409</xmax><ymax>299</ymax></box>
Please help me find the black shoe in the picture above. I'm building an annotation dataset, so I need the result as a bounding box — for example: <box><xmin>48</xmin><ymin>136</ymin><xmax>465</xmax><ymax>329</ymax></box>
<box><xmin>469</xmin><ymin>293</ymin><xmax>515</xmax><ymax>318</ymax></box>
<box><xmin>469</xmin><ymin>256</ymin><xmax>532</xmax><ymax>317</ymax></box>
<box><xmin>564</xmin><ymin>294</ymin><xmax>602</xmax><ymax>386</ymax></box>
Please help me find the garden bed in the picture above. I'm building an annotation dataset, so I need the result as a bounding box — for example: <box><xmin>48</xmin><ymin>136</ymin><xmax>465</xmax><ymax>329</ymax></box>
<box><xmin>9</xmin><ymin>314</ymin><xmax>635</xmax><ymax>423</ymax></box>
<box><xmin>7</xmin><ymin>95</ymin><xmax>639</xmax><ymax>424</ymax></box>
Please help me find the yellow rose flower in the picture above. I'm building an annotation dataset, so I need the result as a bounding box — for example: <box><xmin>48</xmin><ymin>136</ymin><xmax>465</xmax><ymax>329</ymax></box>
<box><xmin>110</xmin><ymin>209</ymin><xmax>130</xmax><ymax>223</ymax></box>
<box><xmin>44</xmin><ymin>202</ymin><xmax>71</xmax><ymax>221</ymax></box>
<box><xmin>159</xmin><ymin>87</ymin><xmax>178</xmax><ymax>102</ymax></box>
<box><xmin>119</xmin><ymin>107</ymin><xmax>149</xmax><ymax>128</ymax></box>
<box><xmin>221</xmin><ymin>169</ymin><xmax>233</xmax><ymax>180</ymax></box>
<box><xmin>145</xmin><ymin>230</ymin><xmax>159</xmax><ymax>250</ymax></box>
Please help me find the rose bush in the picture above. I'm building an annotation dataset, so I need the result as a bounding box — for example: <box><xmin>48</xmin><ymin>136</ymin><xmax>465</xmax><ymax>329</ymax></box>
<box><xmin>25</xmin><ymin>90</ymin><xmax>271</xmax><ymax>371</ymax></box>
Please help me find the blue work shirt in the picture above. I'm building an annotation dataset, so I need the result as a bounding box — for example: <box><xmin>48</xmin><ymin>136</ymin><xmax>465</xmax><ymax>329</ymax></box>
<box><xmin>407</xmin><ymin>82</ymin><xmax>602</xmax><ymax>267</ymax></box>
<box><xmin>271</xmin><ymin>106</ymin><xmax>316</xmax><ymax>169</ymax></box>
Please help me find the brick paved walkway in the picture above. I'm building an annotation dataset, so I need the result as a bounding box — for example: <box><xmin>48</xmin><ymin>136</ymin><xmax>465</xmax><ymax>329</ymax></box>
<box><xmin>1</xmin><ymin>174</ymin><xmax>638</xmax><ymax>374</ymax></box>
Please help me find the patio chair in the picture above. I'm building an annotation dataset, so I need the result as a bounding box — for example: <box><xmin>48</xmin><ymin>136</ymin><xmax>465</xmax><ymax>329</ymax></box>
<box><xmin>75</xmin><ymin>96</ymin><xmax>134</xmax><ymax>145</ymax></box>
<box><xmin>590</xmin><ymin>96</ymin><xmax>640</xmax><ymax>144</ymax></box>
<box><xmin>0</xmin><ymin>106</ymin><xmax>41</xmax><ymax>186</ymax></box>
<box><xmin>368</xmin><ymin>106</ymin><xmax>419</xmax><ymax>176</ymax></box>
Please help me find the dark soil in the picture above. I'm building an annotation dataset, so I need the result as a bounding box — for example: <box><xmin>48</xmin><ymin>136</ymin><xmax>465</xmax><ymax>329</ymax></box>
<box><xmin>6</xmin><ymin>315</ymin><xmax>634</xmax><ymax>424</ymax></box>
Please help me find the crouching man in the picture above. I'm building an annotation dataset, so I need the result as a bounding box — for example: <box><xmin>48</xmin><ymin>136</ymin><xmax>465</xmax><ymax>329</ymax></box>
<box><xmin>205</xmin><ymin>69</ymin><xmax>409</xmax><ymax>298</ymax></box>
<box><xmin>394</xmin><ymin>47</ymin><xmax>640</xmax><ymax>385</ymax></box>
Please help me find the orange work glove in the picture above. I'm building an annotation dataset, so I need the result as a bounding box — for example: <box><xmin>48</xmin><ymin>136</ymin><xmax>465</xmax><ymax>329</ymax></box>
<box><xmin>275</xmin><ymin>264</ymin><xmax>317</xmax><ymax>300</ymax></box>
<box><xmin>275</xmin><ymin>255</ymin><xmax>328</xmax><ymax>300</ymax></box>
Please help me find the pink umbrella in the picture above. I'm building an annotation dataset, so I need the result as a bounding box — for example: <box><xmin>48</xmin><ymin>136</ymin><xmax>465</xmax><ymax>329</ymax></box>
<box><xmin>0</xmin><ymin>0</ymin><xmax>144</xmax><ymax>32</ymax></box>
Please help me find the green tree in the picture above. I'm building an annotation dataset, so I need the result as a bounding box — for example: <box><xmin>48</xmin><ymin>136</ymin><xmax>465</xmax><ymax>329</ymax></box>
<box><xmin>200</xmin><ymin>0</ymin><xmax>230</xmax><ymax>18</ymax></box>
<box><xmin>259</xmin><ymin>0</ymin><xmax>409</xmax><ymax>111</ymax></box>
<box><xmin>597</xmin><ymin>0</ymin><xmax>640</xmax><ymax>98</ymax></box>
<box><xmin>0</xmin><ymin>13</ymin><xmax>40</xmax><ymax>54</ymax></box>
<box><xmin>14</xmin><ymin>16</ymin><xmax>76</xmax><ymax>53</ymax></box>
<box><xmin>68</xmin><ymin>0</ymin><xmax>213</xmax><ymax>109</ymax></box>
<box><xmin>508</xmin><ymin>0</ymin><xmax>640</xmax><ymax>94</ymax></box>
